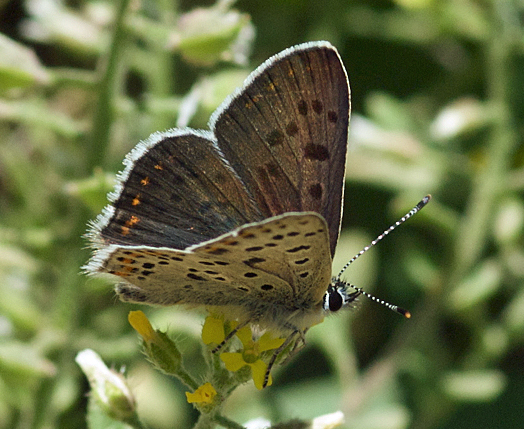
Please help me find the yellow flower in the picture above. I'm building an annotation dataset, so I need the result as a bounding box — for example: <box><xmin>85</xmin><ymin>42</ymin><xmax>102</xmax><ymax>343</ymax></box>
<box><xmin>128</xmin><ymin>311</ymin><xmax>155</xmax><ymax>342</ymax></box>
<box><xmin>128</xmin><ymin>311</ymin><xmax>182</xmax><ymax>374</ymax></box>
<box><xmin>220</xmin><ymin>325</ymin><xmax>286</xmax><ymax>390</ymax></box>
<box><xmin>201</xmin><ymin>315</ymin><xmax>227</xmax><ymax>345</ymax></box>
<box><xmin>185</xmin><ymin>382</ymin><xmax>217</xmax><ymax>404</ymax></box>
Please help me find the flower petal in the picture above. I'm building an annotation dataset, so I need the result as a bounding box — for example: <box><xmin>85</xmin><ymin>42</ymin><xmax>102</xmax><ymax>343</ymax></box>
<box><xmin>235</xmin><ymin>325</ymin><xmax>253</xmax><ymax>347</ymax></box>
<box><xmin>250</xmin><ymin>359</ymin><xmax>271</xmax><ymax>390</ymax></box>
<box><xmin>258</xmin><ymin>332</ymin><xmax>286</xmax><ymax>352</ymax></box>
<box><xmin>185</xmin><ymin>382</ymin><xmax>217</xmax><ymax>404</ymax></box>
<box><xmin>202</xmin><ymin>316</ymin><xmax>225</xmax><ymax>345</ymax></box>
<box><xmin>128</xmin><ymin>311</ymin><xmax>155</xmax><ymax>342</ymax></box>
<box><xmin>220</xmin><ymin>352</ymin><xmax>247</xmax><ymax>372</ymax></box>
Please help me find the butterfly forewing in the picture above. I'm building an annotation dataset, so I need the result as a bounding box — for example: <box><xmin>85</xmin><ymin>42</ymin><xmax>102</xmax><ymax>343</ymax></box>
<box><xmin>91</xmin><ymin>43</ymin><xmax>349</xmax><ymax>256</ymax></box>
<box><xmin>213</xmin><ymin>43</ymin><xmax>350</xmax><ymax>256</ymax></box>
<box><xmin>92</xmin><ymin>131</ymin><xmax>264</xmax><ymax>250</ymax></box>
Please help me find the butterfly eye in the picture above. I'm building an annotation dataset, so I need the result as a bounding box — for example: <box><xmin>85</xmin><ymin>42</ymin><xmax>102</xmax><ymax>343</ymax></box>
<box><xmin>324</xmin><ymin>286</ymin><xmax>343</xmax><ymax>312</ymax></box>
<box><xmin>329</xmin><ymin>288</ymin><xmax>344</xmax><ymax>312</ymax></box>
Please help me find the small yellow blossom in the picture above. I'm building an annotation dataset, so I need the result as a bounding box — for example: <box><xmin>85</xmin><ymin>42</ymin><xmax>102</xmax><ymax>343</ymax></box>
<box><xmin>185</xmin><ymin>382</ymin><xmax>217</xmax><ymax>404</ymax></box>
<box><xmin>220</xmin><ymin>325</ymin><xmax>286</xmax><ymax>390</ymax></box>
<box><xmin>201</xmin><ymin>315</ymin><xmax>226</xmax><ymax>345</ymax></box>
<box><xmin>128</xmin><ymin>311</ymin><xmax>155</xmax><ymax>342</ymax></box>
<box><xmin>128</xmin><ymin>311</ymin><xmax>183</xmax><ymax>374</ymax></box>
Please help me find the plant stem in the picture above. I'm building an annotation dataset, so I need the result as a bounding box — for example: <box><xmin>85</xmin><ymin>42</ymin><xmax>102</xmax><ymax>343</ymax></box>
<box><xmin>174</xmin><ymin>367</ymin><xmax>200</xmax><ymax>391</ymax></box>
<box><xmin>214</xmin><ymin>414</ymin><xmax>246</xmax><ymax>429</ymax></box>
<box><xmin>449</xmin><ymin>4</ymin><xmax>518</xmax><ymax>286</ymax></box>
<box><xmin>88</xmin><ymin>0</ymin><xmax>131</xmax><ymax>170</ymax></box>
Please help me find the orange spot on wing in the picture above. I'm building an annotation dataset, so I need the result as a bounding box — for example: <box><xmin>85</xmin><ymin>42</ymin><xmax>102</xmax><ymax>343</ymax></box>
<box><xmin>141</xmin><ymin>177</ymin><xmax>150</xmax><ymax>186</ymax></box>
<box><xmin>115</xmin><ymin>271</ymin><xmax>130</xmax><ymax>277</ymax></box>
<box><xmin>125</xmin><ymin>216</ymin><xmax>140</xmax><ymax>227</ymax></box>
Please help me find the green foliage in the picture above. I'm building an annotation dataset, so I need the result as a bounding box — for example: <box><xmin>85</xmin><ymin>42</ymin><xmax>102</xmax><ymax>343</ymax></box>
<box><xmin>1</xmin><ymin>0</ymin><xmax>523</xmax><ymax>428</ymax></box>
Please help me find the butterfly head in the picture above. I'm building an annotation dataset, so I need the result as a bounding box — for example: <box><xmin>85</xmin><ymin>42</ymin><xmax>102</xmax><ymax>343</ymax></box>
<box><xmin>323</xmin><ymin>278</ymin><xmax>361</xmax><ymax>313</ymax></box>
<box><xmin>324</xmin><ymin>277</ymin><xmax>411</xmax><ymax>318</ymax></box>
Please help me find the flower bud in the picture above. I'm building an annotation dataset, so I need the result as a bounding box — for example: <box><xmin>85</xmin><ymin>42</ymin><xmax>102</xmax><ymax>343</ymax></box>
<box><xmin>128</xmin><ymin>311</ymin><xmax>183</xmax><ymax>374</ymax></box>
<box><xmin>75</xmin><ymin>349</ymin><xmax>135</xmax><ymax>422</ymax></box>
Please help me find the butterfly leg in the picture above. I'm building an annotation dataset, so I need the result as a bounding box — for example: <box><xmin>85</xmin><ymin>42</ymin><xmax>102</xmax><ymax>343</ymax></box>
<box><xmin>281</xmin><ymin>328</ymin><xmax>308</xmax><ymax>365</ymax></box>
<box><xmin>211</xmin><ymin>319</ymin><xmax>250</xmax><ymax>354</ymax></box>
<box><xmin>263</xmin><ymin>330</ymin><xmax>303</xmax><ymax>388</ymax></box>
<box><xmin>280</xmin><ymin>322</ymin><xmax>309</xmax><ymax>362</ymax></box>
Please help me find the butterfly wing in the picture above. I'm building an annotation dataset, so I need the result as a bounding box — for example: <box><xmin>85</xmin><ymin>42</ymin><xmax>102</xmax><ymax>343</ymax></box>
<box><xmin>88</xmin><ymin>129</ymin><xmax>265</xmax><ymax>250</ymax></box>
<box><xmin>212</xmin><ymin>42</ymin><xmax>350</xmax><ymax>256</ymax></box>
<box><xmin>87</xmin><ymin>42</ymin><xmax>349</xmax><ymax>258</ymax></box>
<box><xmin>90</xmin><ymin>213</ymin><xmax>332</xmax><ymax>329</ymax></box>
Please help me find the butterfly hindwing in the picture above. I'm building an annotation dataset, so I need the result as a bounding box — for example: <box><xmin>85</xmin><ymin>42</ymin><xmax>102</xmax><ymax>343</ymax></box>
<box><xmin>94</xmin><ymin>213</ymin><xmax>332</xmax><ymax>324</ymax></box>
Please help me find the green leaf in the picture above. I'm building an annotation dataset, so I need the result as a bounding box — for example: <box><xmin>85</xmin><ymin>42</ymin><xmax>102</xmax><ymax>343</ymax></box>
<box><xmin>0</xmin><ymin>34</ymin><xmax>51</xmax><ymax>90</ymax></box>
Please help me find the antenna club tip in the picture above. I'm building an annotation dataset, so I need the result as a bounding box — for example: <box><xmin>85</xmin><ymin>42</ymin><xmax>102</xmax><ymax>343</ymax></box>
<box><xmin>417</xmin><ymin>195</ymin><xmax>431</xmax><ymax>210</ymax></box>
<box><xmin>397</xmin><ymin>308</ymin><xmax>411</xmax><ymax>318</ymax></box>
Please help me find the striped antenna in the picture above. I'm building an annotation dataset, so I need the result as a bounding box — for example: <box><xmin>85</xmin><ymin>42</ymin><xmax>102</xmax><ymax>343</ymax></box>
<box><xmin>335</xmin><ymin>195</ymin><xmax>431</xmax><ymax>318</ymax></box>
<box><xmin>337</xmin><ymin>195</ymin><xmax>431</xmax><ymax>279</ymax></box>
<box><xmin>353</xmin><ymin>286</ymin><xmax>412</xmax><ymax>318</ymax></box>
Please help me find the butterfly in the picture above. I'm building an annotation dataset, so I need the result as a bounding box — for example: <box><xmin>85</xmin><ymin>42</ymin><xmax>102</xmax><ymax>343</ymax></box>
<box><xmin>85</xmin><ymin>41</ymin><xmax>427</xmax><ymax>387</ymax></box>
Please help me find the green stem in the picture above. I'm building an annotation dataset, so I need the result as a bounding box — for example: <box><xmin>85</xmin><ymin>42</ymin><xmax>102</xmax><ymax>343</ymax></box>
<box><xmin>174</xmin><ymin>367</ymin><xmax>200</xmax><ymax>391</ymax></box>
<box><xmin>124</xmin><ymin>413</ymin><xmax>149</xmax><ymax>429</ymax></box>
<box><xmin>214</xmin><ymin>414</ymin><xmax>245</xmax><ymax>429</ymax></box>
<box><xmin>88</xmin><ymin>0</ymin><xmax>131</xmax><ymax>170</ymax></box>
<box><xmin>449</xmin><ymin>6</ymin><xmax>518</xmax><ymax>286</ymax></box>
<box><xmin>410</xmin><ymin>6</ymin><xmax>520</xmax><ymax>429</ymax></box>
<box><xmin>194</xmin><ymin>413</ymin><xmax>224</xmax><ymax>429</ymax></box>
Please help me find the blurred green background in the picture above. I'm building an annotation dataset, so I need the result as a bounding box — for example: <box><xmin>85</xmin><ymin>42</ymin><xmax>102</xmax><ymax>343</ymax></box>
<box><xmin>1</xmin><ymin>0</ymin><xmax>523</xmax><ymax>428</ymax></box>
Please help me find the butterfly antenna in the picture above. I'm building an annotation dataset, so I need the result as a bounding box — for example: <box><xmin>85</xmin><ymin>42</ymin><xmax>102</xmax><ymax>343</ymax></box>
<box><xmin>337</xmin><ymin>195</ymin><xmax>431</xmax><ymax>279</ymax></box>
<box><xmin>335</xmin><ymin>195</ymin><xmax>431</xmax><ymax>318</ymax></box>
<box><xmin>352</xmin><ymin>286</ymin><xmax>412</xmax><ymax>318</ymax></box>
